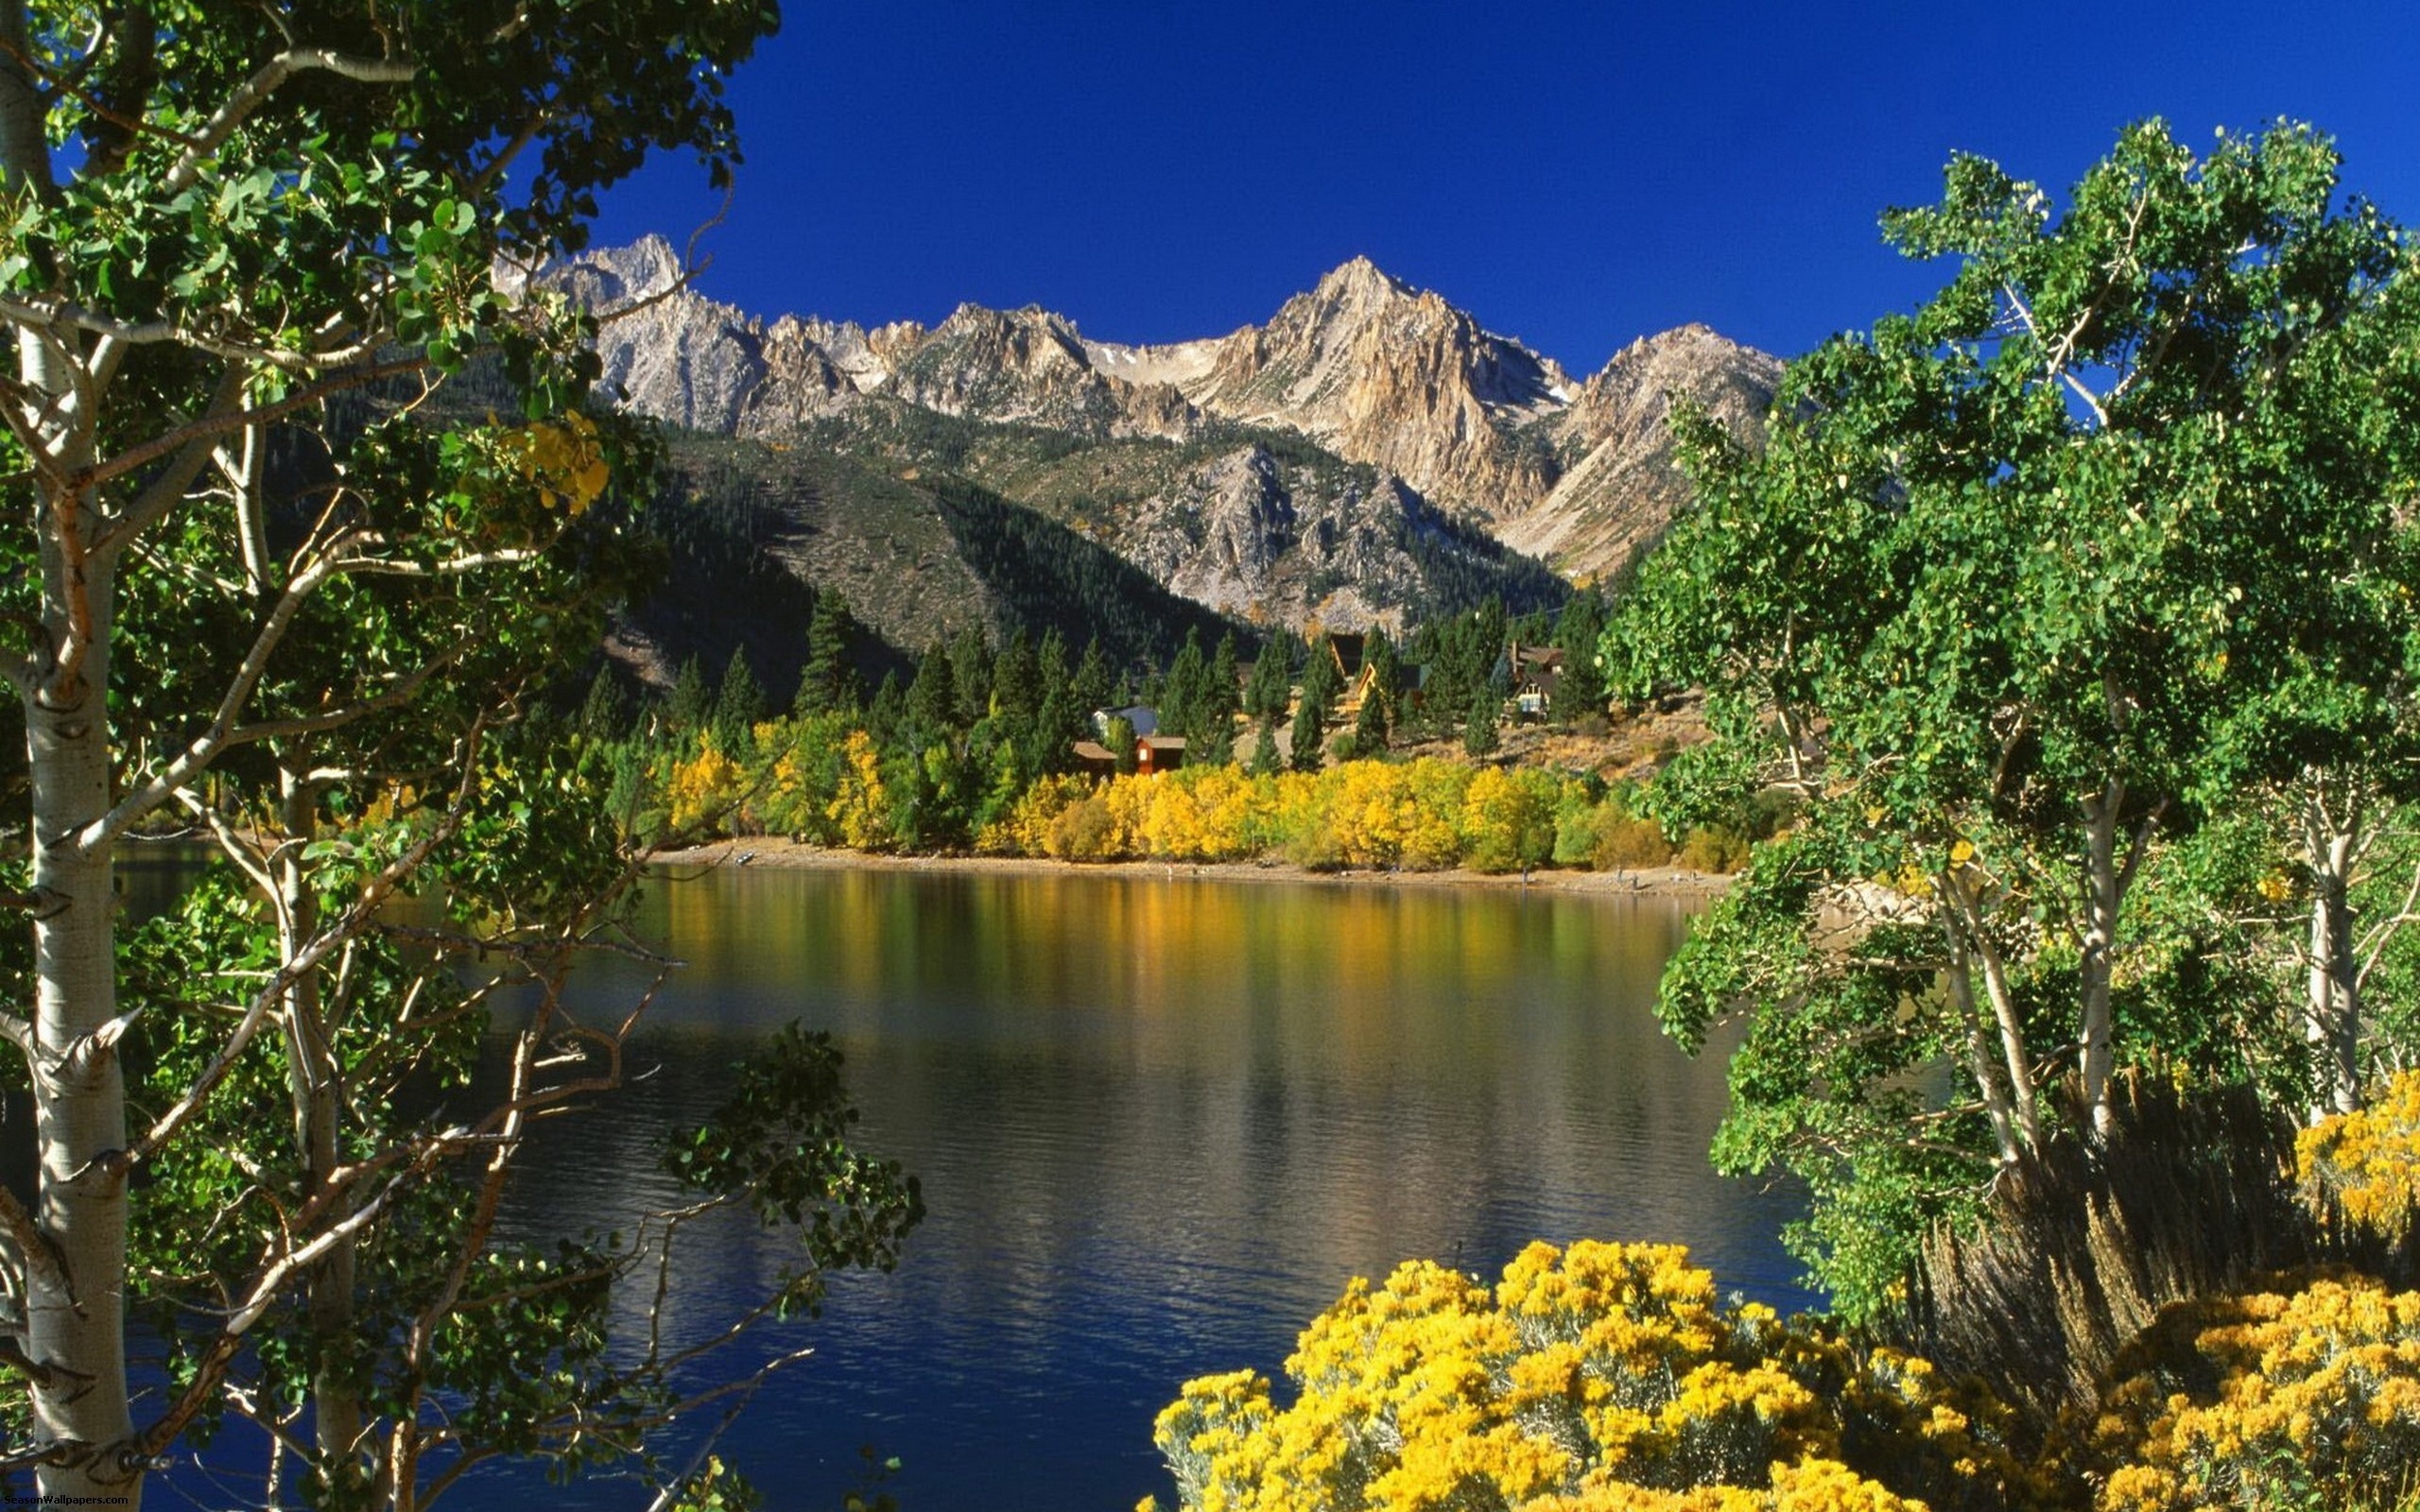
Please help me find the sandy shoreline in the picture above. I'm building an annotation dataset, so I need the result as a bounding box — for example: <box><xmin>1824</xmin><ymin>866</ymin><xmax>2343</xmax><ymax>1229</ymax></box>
<box><xmin>648</xmin><ymin>835</ymin><xmax>1734</xmax><ymax>898</ymax></box>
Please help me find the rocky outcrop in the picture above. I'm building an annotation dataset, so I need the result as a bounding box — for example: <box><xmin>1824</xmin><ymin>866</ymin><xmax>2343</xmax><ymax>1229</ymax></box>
<box><xmin>540</xmin><ymin>236</ymin><xmax>1783</xmax><ymax>618</ymax></box>
<box><xmin>536</xmin><ymin>238</ymin><xmax>769</xmax><ymax>433</ymax></box>
<box><xmin>1174</xmin><ymin>257</ymin><xmax>1570</xmax><ymax>520</ymax></box>
<box><xmin>1115</xmin><ymin>445</ymin><xmax>1448</xmax><ymax>633</ymax></box>
<box><xmin>1497</xmin><ymin>325</ymin><xmax>1783</xmax><ymax>580</ymax></box>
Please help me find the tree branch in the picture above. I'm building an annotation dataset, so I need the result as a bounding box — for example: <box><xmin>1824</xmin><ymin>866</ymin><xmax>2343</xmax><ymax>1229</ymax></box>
<box><xmin>75</xmin><ymin>351</ymin><xmax>428</xmax><ymax>497</ymax></box>
<box><xmin>164</xmin><ymin>47</ymin><xmax>417</xmax><ymax>198</ymax></box>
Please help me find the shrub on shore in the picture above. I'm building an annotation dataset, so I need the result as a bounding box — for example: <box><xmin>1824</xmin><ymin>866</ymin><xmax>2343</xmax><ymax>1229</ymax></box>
<box><xmin>640</xmin><ymin>713</ymin><xmax>1767</xmax><ymax>876</ymax></box>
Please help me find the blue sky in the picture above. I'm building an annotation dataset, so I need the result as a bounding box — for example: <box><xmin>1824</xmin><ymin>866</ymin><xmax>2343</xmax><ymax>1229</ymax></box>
<box><xmin>593</xmin><ymin>2</ymin><xmax>2420</xmax><ymax>371</ymax></box>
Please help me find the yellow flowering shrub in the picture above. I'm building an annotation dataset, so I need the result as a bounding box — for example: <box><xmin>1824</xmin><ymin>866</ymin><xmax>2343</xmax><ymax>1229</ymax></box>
<box><xmin>1518</xmin><ymin>1458</ymin><xmax>1928</xmax><ymax>1512</ymax></box>
<box><xmin>2075</xmin><ymin>1273</ymin><xmax>2420</xmax><ymax>1511</ymax></box>
<box><xmin>1143</xmin><ymin>1242</ymin><xmax>2016</xmax><ymax>1512</ymax></box>
<box><xmin>2298</xmin><ymin>1069</ymin><xmax>2420</xmax><ymax>1240</ymax></box>
<box><xmin>1320</xmin><ymin>761</ymin><xmax>1418</xmax><ymax>868</ymax></box>
<box><xmin>1399</xmin><ymin>760</ymin><xmax>1473</xmax><ymax>869</ymax></box>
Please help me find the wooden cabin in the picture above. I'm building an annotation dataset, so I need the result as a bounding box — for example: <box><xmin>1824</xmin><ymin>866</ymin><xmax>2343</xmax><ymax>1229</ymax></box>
<box><xmin>1509</xmin><ymin>642</ymin><xmax>1565</xmax><ymax>718</ymax></box>
<box><xmin>1136</xmin><ymin>734</ymin><xmax>1187</xmax><ymax>776</ymax></box>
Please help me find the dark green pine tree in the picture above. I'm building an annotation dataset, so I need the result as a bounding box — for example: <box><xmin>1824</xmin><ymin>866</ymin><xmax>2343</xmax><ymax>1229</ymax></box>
<box><xmin>577</xmin><ymin>665</ymin><xmax>630</xmax><ymax>741</ymax></box>
<box><xmin>1033</xmin><ymin>628</ymin><xmax>1081</xmax><ymax>775</ymax></box>
<box><xmin>1364</xmin><ymin>624</ymin><xmax>1399</xmax><ymax>686</ymax></box>
<box><xmin>1462</xmin><ymin>683</ymin><xmax>1500</xmax><ymax>756</ymax></box>
<box><xmin>1301</xmin><ymin>632</ymin><xmax>1341</xmax><ymax>713</ymax></box>
<box><xmin>666</xmin><ymin>654</ymin><xmax>712</xmax><ymax>735</ymax></box>
<box><xmin>1353</xmin><ymin>678</ymin><xmax>1389</xmax><ymax>754</ymax></box>
<box><xmin>1199</xmin><ymin>632</ymin><xmax>1242</xmax><ymax>763</ymax></box>
<box><xmin>993</xmin><ymin>629</ymin><xmax>1041</xmax><ymax>739</ymax></box>
<box><xmin>1162</xmin><ymin>628</ymin><xmax>1208</xmax><ymax>737</ymax></box>
<box><xmin>1289</xmin><ymin>696</ymin><xmax>1326</xmax><ymax>773</ymax></box>
<box><xmin>950</xmin><ymin>624</ymin><xmax>994</xmax><ymax>728</ymax></box>
<box><xmin>712</xmin><ymin>646</ymin><xmax>768</xmax><ymax>749</ymax></box>
<box><xmin>1550</xmin><ymin>591</ymin><xmax>1609</xmax><ymax>723</ymax></box>
<box><xmin>1105</xmin><ymin>714</ymin><xmax>1139</xmax><ymax>776</ymax></box>
<box><xmin>797</xmin><ymin>591</ymin><xmax>862</xmax><ymax>714</ymax></box>
<box><xmin>1249</xmin><ymin>720</ymin><xmax>1283</xmax><ymax>777</ymax></box>
<box><xmin>908</xmin><ymin>641</ymin><xmax>959</xmax><ymax>740</ymax></box>
<box><xmin>1069</xmin><ymin>638</ymin><xmax>1113</xmax><ymax>722</ymax></box>
<box><xmin>866</xmin><ymin>670</ymin><xmax>908</xmax><ymax>750</ymax></box>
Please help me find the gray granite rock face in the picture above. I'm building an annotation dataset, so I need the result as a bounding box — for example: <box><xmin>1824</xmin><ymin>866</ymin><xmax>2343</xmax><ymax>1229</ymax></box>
<box><xmin>534</xmin><ymin>236</ymin><xmax>1781</xmax><ymax>625</ymax></box>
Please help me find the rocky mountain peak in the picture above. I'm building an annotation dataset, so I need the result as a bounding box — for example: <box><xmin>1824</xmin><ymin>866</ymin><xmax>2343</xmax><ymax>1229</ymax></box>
<box><xmin>1312</xmin><ymin>254</ymin><xmax>1413</xmax><ymax>303</ymax></box>
<box><xmin>1183</xmin><ymin>260</ymin><xmax>1572</xmax><ymax>519</ymax></box>
<box><xmin>540</xmin><ymin>236</ymin><xmax>1782</xmax><ymax>606</ymax></box>
<box><xmin>556</xmin><ymin>232</ymin><xmax>684</xmax><ymax>305</ymax></box>
<box><xmin>1495</xmin><ymin>322</ymin><xmax>1784</xmax><ymax>580</ymax></box>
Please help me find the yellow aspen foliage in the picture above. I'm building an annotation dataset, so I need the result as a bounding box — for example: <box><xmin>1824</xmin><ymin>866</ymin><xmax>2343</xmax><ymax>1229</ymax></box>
<box><xmin>2078</xmin><ymin>1274</ymin><xmax>2420</xmax><ymax>1511</ymax></box>
<box><xmin>752</xmin><ymin>712</ymin><xmax>856</xmax><ymax>841</ymax></box>
<box><xmin>1101</xmin><ymin>773</ymin><xmax>1154</xmax><ymax>856</ymax></box>
<box><xmin>1186</xmin><ymin>765</ymin><xmax>1267</xmax><ymax>859</ymax></box>
<box><xmin>500</xmin><ymin>408</ymin><xmax>611</xmax><ymax>514</ymax></box>
<box><xmin>826</xmin><ymin>730</ymin><xmax>893</xmax><ymax>850</ymax></box>
<box><xmin>2298</xmin><ymin>1069</ymin><xmax>2420</xmax><ymax>1239</ymax></box>
<box><xmin>1399</xmin><ymin>759</ymin><xmax>1473</xmax><ymax>870</ymax></box>
<box><xmin>1145</xmin><ymin>1242</ymin><xmax>2007</xmax><ymax>1512</ymax></box>
<box><xmin>1322</xmin><ymin>760</ymin><xmax>1417</xmax><ymax>868</ymax></box>
<box><xmin>995</xmin><ymin>774</ymin><xmax>1092</xmax><ymax>856</ymax></box>
<box><xmin>665</xmin><ymin>737</ymin><xmax>744</xmax><ymax>833</ymax></box>
<box><xmin>1140</xmin><ymin>770</ymin><xmax>1215</xmax><ymax>859</ymax></box>
<box><xmin>1461</xmin><ymin>766</ymin><xmax>1562</xmax><ymax>873</ymax></box>
<box><xmin>1133</xmin><ymin>765</ymin><xmax>1265</xmax><ymax>861</ymax></box>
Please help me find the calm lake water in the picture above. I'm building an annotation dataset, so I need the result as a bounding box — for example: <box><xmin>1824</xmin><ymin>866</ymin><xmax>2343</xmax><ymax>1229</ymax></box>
<box><xmin>438</xmin><ymin>864</ymin><xmax>1808</xmax><ymax>1512</ymax></box>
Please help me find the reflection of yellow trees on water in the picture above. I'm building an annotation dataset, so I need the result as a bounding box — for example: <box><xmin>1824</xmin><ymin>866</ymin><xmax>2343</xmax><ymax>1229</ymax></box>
<box><xmin>636</xmin><ymin>866</ymin><xmax>1740</xmax><ymax>1316</ymax></box>
<box><xmin>1144</xmin><ymin>1241</ymin><xmax>2035</xmax><ymax>1512</ymax></box>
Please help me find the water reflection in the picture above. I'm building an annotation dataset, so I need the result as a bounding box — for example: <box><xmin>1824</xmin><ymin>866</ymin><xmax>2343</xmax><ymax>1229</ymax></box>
<box><xmin>468</xmin><ymin>868</ymin><xmax>1806</xmax><ymax>1511</ymax></box>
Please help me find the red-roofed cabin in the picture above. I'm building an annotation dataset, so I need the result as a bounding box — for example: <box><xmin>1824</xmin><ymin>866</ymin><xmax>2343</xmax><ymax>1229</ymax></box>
<box><xmin>1136</xmin><ymin>734</ymin><xmax>1187</xmax><ymax>776</ymax></box>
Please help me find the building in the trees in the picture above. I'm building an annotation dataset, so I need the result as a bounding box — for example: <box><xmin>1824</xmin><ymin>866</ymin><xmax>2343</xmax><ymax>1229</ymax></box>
<box><xmin>1137</xmin><ymin>734</ymin><xmax>1187</xmax><ymax>776</ymax></box>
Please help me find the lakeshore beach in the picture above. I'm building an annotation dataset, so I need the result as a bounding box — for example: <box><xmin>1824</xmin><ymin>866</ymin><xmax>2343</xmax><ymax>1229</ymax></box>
<box><xmin>650</xmin><ymin>836</ymin><xmax>1735</xmax><ymax>897</ymax></box>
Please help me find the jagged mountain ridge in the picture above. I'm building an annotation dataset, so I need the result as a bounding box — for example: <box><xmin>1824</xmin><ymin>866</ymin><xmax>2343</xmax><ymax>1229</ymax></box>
<box><xmin>544</xmin><ymin>236</ymin><xmax>1780</xmax><ymax>594</ymax></box>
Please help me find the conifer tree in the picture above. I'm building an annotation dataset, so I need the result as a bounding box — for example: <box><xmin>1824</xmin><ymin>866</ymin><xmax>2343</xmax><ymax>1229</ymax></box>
<box><xmin>578</xmin><ymin>666</ymin><xmax>631</xmax><ymax>742</ymax></box>
<box><xmin>1290</xmin><ymin>697</ymin><xmax>1327</xmax><ymax>773</ymax></box>
<box><xmin>1463</xmin><ymin>685</ymin><xmax>1500</xmax><ymax>756</ymax></box>
<box><xmin>1250</xmin><ymin>721</ymin><xmax>1284</xmax><ymax>778</ymax></box>
<box><xmin>712</xmin><ymin>646</ymin><xmax>767</xmax><ymax>748</ymax></box>
<box><xmin>950</xmin><ymin>624</ymin><xmax>994</xmax><ymax>729</ymax></box>
<box><xmin>908</xmin><ymin>642</ymin><xmax>959</xmax><ymax>739</ymax></box>
<box><xmin>798</xmin><ymin>591</ymin><xmax>863</xmax><ymax>714</ymax></box>
<box><xmin>666</xmin><ymin>655</ymin><xmax>713</xmax><ymax>734</ymax></box>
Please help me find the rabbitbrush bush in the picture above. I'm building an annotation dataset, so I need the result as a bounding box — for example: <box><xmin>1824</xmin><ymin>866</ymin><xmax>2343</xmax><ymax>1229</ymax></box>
<box><xmin>1142</xmin><ymin>1241</ymin><xmax>2044</xmax><ymax>1512</ymax></box>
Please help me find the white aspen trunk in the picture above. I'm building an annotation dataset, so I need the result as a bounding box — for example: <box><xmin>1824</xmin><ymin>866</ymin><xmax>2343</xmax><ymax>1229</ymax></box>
<box><xmin>1942</xmin><ymin>873</ymin><xmax>2043</xmax><ymax>1153</ymax></box>
<box><xmin>0</xmin><ymin>10</ymin><xmax>139</xmax><ymax>1497</ymax></box>
<box><xmin>276</xmin><ymin>772</ymin><xmax>363</xmax><ymax>1487</ymax></box>
<box><xmin>2303</xmin><ymin>791</ymin><xmax>2362</xmax><ymax>1120</ymax></box>
<box><xmin>2078</xmin><ymin>783</ymin><xmax>2125</xmax><ymax>1138</ymax></box>
<box><xmin>1969</xmin><ymin>926</ymin><xmax>2045</xmax><ymax>1153</ymax></box>
<box><xmin>1945</xmin><ymin>926</ymin><xmax>2019</xmax><ymax>1165</ymax></box>
<box><xmin>24</xmin><ymin>530</ymin><xmax>135</xmax><ymax>1502</ymax></box>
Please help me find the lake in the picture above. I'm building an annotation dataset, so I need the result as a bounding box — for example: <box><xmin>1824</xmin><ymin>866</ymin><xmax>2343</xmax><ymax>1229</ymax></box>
<box><xmin>445</xmin><ymin>864</ymin><xmax>1807</xmax><ymax>1511</ymax></box>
